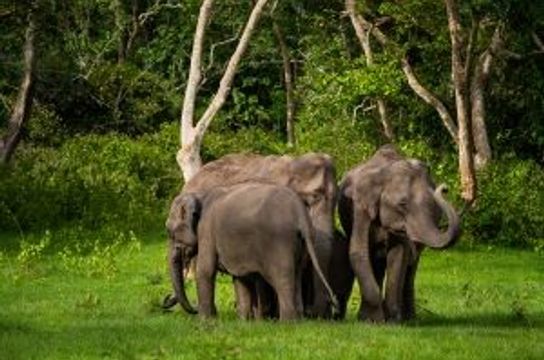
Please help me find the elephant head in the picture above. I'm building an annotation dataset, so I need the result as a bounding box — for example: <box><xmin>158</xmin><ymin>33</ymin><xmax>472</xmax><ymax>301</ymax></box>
<box><xmin>339</xmin><ymin>145</ymin><xmax>460</xmax><ymax>322</ymax></box>
<box><xmin>164</xmin><ymin>192</ymin><xmax>201</xmax><ymax>314</ymax></box>
<box><xmin>357</xmin><ymin>158</ymin><xmax>460</xmax><ymax>250</ymax></box>
<box><xmin>339</xmin><ymin>146</ymin><xmax>459</xmax><ymax>249</ymax></box>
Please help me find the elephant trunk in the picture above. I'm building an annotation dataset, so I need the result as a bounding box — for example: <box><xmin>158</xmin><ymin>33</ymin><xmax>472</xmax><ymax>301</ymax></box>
<box><xmin>299</xmin><ymin>207</ymin><xmax>339</xmax><ymax>314</ymax></box>
<box><xmin>414</xmin><ymin>184</ymin><xmax>460</xmax><ymax>249</ymax></box>
<box><xmin>166</xmin><ymin>243</ymin><xmax>197</xmax><ymax>314</ymax></box>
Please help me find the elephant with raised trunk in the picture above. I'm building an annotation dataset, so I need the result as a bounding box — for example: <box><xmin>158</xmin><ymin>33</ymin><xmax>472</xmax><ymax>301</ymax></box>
<box><xmin>165</xmin><ymin>152</ymin><xmax>338</xmax><ymax>318</ymax></box>
<box><xmin>338</xmin><ymin>145</ymin><xmax>460</xmax><ymax>323</ymax></box>
<box><xmin>166</xmin><ymin>182</ymin><xmax>338</xmax><ymax>320</ymax></box>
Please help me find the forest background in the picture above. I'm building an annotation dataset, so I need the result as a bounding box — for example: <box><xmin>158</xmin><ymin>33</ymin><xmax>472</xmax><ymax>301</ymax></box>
<box><xmin>2</xmin><ymin>0</ymin><xmax>543</xmax><ymax>250</ymax></box>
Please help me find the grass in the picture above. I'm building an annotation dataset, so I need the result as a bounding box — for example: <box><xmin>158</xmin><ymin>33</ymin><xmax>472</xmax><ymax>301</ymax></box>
<box><xmin>1</xmin><ymin>229</ymin><xmax>543</xmax><ymax>359</ymax></box>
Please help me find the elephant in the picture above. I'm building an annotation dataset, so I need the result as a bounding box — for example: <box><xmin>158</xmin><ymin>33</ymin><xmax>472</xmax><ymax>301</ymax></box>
<box><xmin>165</xmin><ymin>182</ymin><xmax>338</xmax><ymax>320</ymax></box>
<box><xmin>164</xmin><ymin>152</ymin><xmax>338</xmax><ymax>318</ymax></box>
<box><xmin>338</xmin><ymin>145</ymin><xmax>460</xmax><ymax>323</ymax></box>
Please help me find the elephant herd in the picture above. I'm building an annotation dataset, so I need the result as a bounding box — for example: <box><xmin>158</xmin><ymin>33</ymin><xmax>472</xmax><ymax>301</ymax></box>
<box><xmin>163</xmin><ymin>145</ymin><xmax>460</xmax><ymax>323</ymax></box>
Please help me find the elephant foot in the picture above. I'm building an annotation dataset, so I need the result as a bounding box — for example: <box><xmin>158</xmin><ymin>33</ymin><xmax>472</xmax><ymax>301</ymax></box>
<box><xmin>385</xmin><ymin>311</ymin><xmax>403</xmax><ymax>324</ymax></box>
<box><xmin>384</xmin><ymin>303</ymin><xmax>404</xmax><ymax>324</ymax></box>
<box><xmin>304</xmin><ymin>305</ymin><xmax>331</xmax><ymax>319</ymax></box>
<box><xmin>358</xmin><ymin>304</ymin><xmax>386</xmax><ymax>323</ymax></box>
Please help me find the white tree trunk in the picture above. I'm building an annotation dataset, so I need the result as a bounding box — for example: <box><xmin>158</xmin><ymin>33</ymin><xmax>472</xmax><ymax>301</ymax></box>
<box><xmin>446</xmin><ymin>0</ymin><xmax>477</xmax><ymax>203</ymax></box>
<box><xmin>177</xmin><ymin>0</ymin><xmax>269</xmax><ymax>182</ymax></box>
<box><xmin>470</xmin><ymin>27</ymin><xmax>501</xmax><ymax>170</ymax></box>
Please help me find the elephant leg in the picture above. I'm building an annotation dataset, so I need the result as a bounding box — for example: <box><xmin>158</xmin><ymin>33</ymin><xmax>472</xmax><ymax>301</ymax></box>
<box><xmin>350</xmin><ymin>248</ymin><xmax>385</xmax><ymax>322</ymax></box>
<box><xmin>196</xmin><ymin>251</ymin><xmax>218</xmax><ymax>319</ymax></box>
<box><xmin>233</xmin><ymin>277</ymin><xmax>254</xmax><ymax>320</ymax></box>
<box><xmin>255</xmin><ymin>277</ymin><xmax>278</xmax><ymax>320</ymax></box>
<box><xmin>350</xmin><ymin>213</ymin><xmax>385</xmax><ymax>322</ymax></box>
<box><xmin>268</xmin><ymin>270</ymin><xmax>299</xmax><ymax>321</ymax></box>
<box><xmin>402</xmin><ymin>251</ymin><xmax>421</xmax><ymax>321</ymax></box>
<box><xmin>384</xmin><ymin>243</ymin><xmax>410</xmax><ymax>323</ymax></box>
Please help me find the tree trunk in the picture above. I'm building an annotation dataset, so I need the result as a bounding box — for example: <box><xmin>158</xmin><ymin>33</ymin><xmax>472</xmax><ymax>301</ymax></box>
<box><xmin>0</xmin><ymin>6</ymin><xmax>36</xmax><ymax>165</ymax></box>
<box><xmin>272</xmin><ymin>21</ymin><xmax>296</xmax><ymax>147</ymax></box>
<box><xmin>445</xmin><ymin>0</ymin><xmax>476</xmax><ymax>203</ymax></box>
<box><xmin>178</xmin><ymin>0</ymin><xmax>269</xmax><ymax>182</ymax></box>
<box><xmin>345</xmin><ymin>0</ymin><xmax>393</xmax><ymax>141</ymax></box>
<box><xmin>470</xmin><ymin>27</ymin><xmax>501</xmax><ymax>170</ymax></box>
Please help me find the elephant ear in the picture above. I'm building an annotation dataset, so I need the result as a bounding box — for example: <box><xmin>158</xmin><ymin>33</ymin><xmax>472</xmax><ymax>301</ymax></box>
<box><xmin>181</xmin><ymin>193</ymin><xmax>202</xmax><ymax>234</ymax></box>
<box><xmin>407</xmin><ymin>158</ymin><xmax>436</xmax><ymax>188</ymax></box>
<box><xmin>287</xmin><ymin>153</ymin><xmax>334</xmax><ymax>198</ymax></box>
<box><xmin>166</xmin><ymin>192</ymin><xmax>202</xmax><ymax>245</ymax></box>
<box><xmin>353</xmin><ymin>167</ymin><xmax>385</xmax><ymax>220</ymax></box>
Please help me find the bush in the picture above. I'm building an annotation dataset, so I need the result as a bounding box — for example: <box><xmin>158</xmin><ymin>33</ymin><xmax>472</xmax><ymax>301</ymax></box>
<box><xmin>2</xmin><ymin>118</ymin><xmax>543</xmax><ymax>250</ymax></box>
<box><xmin>464</xmin><ymin>158</ymin><xmax>544</xmax><ymax>250</ymax></box>
<box><xmin>0</xmin><ymin>131</ymin><xmax>180</xmax><ymax>233</ymax></box>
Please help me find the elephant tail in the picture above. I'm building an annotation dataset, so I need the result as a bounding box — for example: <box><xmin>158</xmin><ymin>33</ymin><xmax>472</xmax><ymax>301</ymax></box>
<box><xmin>297</xmin><ymin>203</ymin><xmax>340</xmax><ymax>315</ymax></box>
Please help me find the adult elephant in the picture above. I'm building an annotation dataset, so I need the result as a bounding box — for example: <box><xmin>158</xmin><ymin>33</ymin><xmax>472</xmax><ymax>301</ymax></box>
<box><xmin>164</xmin><ymin>152</ymin><xmax>338</xmax><ymax>318</ymax></box>
<box><xmin>166</xmin><ymin>182</ymin><xmax>338</xmax><ymax>320</ymax></box>
<box><xmin>338</xmin><ymin>145</ymin><xmax>460</xmax><ymax>323</ymax></box>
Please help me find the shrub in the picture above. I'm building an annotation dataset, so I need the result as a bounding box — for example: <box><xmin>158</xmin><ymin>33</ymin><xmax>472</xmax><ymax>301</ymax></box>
<box><xmin>464</xmin><ymin>158</ymin><xmax>544</xmax><ymax>249</ymax></box>
<box><xmin>0</xmin><ymin>132</ymin><xmax>179</xmax><ymax>232</ymax></box>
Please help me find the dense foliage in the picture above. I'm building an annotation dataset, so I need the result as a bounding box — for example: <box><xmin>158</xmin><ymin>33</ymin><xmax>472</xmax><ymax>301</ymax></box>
<box><xmin>1</xmin><ymin>0</ymin><xmax>543</xmax><ymax>249</ymax></box>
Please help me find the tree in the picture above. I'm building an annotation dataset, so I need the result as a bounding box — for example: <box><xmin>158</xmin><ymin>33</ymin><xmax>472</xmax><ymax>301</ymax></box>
<box><xmin>0</xmin><ymin>3</ymin><xmax>36</xmax><ymax>165</ymax></box>
<box><xmin>177</xmin><ymin>0</ymin><xmax>270</xmax><ymax>181</ymax></box>
<box><xmin>272</xmin><ymin>20</ymin><xmax>296</xmax><ymax>147</ymax></box>
<box><xmin>345</xmin><ymin>0</ymin><xmax>393</xmax><ymax>140</ymax></box>
<box><xmin>444</xmin><ymin>0</ymin><xmax>477</xmax><ymax>202</ymax></box>
<box><xmin>345</xmin><ymin>0</ymin><xmax>517</xmax><ymax>203</ymax></box>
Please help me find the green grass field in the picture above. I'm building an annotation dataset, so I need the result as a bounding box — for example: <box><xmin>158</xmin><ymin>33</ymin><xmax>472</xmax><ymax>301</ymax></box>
<box><xmin>1</xmin><ymin>230</ymin><xmax>543</xmax><ymax>359</ymax></box>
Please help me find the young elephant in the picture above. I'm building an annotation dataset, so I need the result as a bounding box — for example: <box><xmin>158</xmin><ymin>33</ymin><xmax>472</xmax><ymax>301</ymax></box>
<box><xmin>166</xmin><ymin>182</ymin><xmax>338</xmax><ymax>320</ymax></box>
<box><xmin>338</xmin><ymin>145</ymin><xmax>460</xmax><ymax>323</ymax></box>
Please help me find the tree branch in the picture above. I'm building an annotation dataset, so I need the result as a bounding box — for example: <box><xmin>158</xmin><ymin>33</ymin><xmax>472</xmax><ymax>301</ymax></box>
<box><xmin>204</xmin><ymin>33</ymin><xmax>241</xmax><ymax>75</ymax></box>
<box><xmin>138</xmin><ymin>0</ymin><xmax>183</xmax><ymax>25</ymax></box>
<box><xmin>532</xmin><ymin>32</ymin><xmax>544</xmax><ymax>52</ymax></box>
<box><xmin>354</xmin><ymin>12</ymin><xmax>458</xmax><ymax>142</ymax></box>
<box><xmin>194</xmin><ymin>0</ymin><xmax>269</xmax><ymax>140</ymax></box>
<box><xmin>180</xmin><ymin>0</ymin><xmax>213</xmax><ymax>146</ymax></box>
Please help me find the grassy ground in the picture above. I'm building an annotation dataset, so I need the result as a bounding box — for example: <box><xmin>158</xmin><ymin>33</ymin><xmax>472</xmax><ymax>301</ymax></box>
<box><xmin>1</xmin><ymin>230</ymin><xmax>543</xmax><ymax>359</ymax></box>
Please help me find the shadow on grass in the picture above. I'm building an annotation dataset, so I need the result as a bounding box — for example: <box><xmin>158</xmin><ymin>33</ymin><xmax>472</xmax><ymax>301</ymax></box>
<box><xmin>410</xmin><ymin>312</ymin><xmax>544</xmax><ymax>329</ymax></box>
